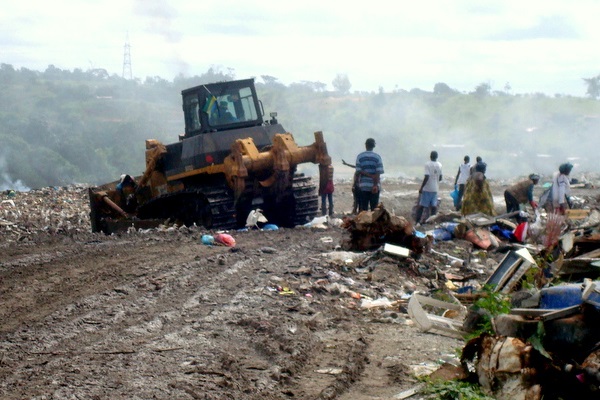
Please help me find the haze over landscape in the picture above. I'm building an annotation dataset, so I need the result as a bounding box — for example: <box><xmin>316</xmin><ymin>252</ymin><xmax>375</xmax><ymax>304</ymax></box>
<box><xmin>1</xmin><ymin>1</ymin><xmax>600</xmax><ymax>192</ymax></box>
<box><xmin>3</xmin><ymin>0</ymin><xmax>600</xmax><ymax>95</ymax></box>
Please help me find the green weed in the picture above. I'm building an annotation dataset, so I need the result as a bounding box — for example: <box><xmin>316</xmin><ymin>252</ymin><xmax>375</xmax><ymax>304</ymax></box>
<box><xmin>421</xmin><ymin>378</ymin><xmax>496</xmax><ymax>400</ymax></box>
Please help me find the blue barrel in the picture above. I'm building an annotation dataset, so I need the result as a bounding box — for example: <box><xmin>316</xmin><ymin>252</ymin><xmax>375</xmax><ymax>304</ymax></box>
<box><xmin>539</xmin><ymin>282</ymin><xmax>600</xmax><ymax>309</ymax></box>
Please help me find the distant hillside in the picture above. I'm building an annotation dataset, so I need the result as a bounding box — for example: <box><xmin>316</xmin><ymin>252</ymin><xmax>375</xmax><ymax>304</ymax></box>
<box><xmin>1</xmin><ymin>64</ymin><xmax>599</xmax><ymax>190</ymax></box>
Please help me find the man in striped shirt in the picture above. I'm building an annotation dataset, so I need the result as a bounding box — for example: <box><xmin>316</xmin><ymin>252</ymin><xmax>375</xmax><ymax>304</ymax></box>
<box><xmin>354</xmin><ymin>138</ymin><xmax>384</xmax><ymax>211</ymax></box>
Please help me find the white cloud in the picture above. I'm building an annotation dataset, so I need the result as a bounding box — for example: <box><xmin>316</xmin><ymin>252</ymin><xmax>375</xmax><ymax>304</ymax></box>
<box><xmin>2</xmin><ymin>0</ymin><xmax>600</xmax><ymax>94</ymax></box>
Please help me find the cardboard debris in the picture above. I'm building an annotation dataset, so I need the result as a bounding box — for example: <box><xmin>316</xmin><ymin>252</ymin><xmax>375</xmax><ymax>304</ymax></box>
<box><xmin>462</xmin><ymin>335</ymin><xmax>543</xmax><ymax>400</ymax></box>
<box><xmin>566</xmin><ymin>209</ymin><xmax>590</xmax><ymax>220</ymax></box>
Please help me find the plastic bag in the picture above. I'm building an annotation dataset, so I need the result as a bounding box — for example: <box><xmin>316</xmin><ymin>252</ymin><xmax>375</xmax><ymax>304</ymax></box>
<box><xmin>303</xmin><ymin>216</ymin><xmax>328</xmax><ymax>228</ymax></box>
<box><xmin>360</xmin><ymin>297</ymin><xmax>394</xmax><ymax>309</ymax></box>
<box><xmin>439</xmin><ymin>222</ymin><xmax>459</xmax><ymax>235</ymax></box>
<box><xmin>201</xmin><ymin>234</ymin><xmax>215</xmax><ymax>245</ymax></box>
<box><xmin>214</xmin><ymin>233</ymin><xmax>236</xmax><ymax>247</ymax></box>
<box><xmin>539</xmin><ymin>187</ymin><xmax>552</xmax><ymax>210</ymax></box>
<box><xmin>430</xmin><ymin>228</ymin><xmax>452</xmax><ymax>241</ymax></box>
<box><xmin>513</xmin><ymin>222</ymin><xmax>528</xmax><ymax>242</ymax></box>
<box><xmin>450</xmin><ymin>185</ymin><xmax>460</xmax><ymax>209</ymax></box>
<box><xmin>528</xmin><ymin>209</ymin><xmax>543</xmax><ymax>238</ymax></box>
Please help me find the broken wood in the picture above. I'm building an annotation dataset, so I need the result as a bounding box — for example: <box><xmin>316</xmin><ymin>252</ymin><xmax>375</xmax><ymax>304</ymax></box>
<box><xmin>566</xmin><ymin>209</ymin><xmax>590</xmax><ymax>220</ymax></box>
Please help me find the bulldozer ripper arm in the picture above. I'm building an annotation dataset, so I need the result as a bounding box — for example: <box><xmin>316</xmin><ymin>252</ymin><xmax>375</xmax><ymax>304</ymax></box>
<box><xmin>223</xmin><ymin>131</ymin><xmax>331</xmax><ymax>201</ymax></box>
<box><xmin>138</xmin><ymin>140</ymin><xmax>167</xmax><ymax>189</ymax></box>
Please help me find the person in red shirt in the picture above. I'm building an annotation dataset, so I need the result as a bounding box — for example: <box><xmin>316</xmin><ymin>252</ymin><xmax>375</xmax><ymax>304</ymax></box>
<box><xmin>319</xmin><ymin>164</ymin><xmax>335</xmax><ymax>216</ymax></box>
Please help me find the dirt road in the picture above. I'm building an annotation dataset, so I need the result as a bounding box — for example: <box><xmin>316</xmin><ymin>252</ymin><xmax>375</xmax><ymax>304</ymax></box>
<box><xmin>1</xmin><ymin>178</ymin><xmax>596</xmax><ymax>399</ymax></box>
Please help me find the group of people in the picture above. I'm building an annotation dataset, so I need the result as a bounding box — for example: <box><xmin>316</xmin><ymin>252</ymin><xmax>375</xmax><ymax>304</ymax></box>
<box><xmin>412</xmin><ymin>153</ymin><xmax>495</xmax><ymax>224</ymax></box>
<box><xmin>451</xmin><ymin>155</ymin><xmax>495</xmax><ymax>218</ymax></box>
<box><xmin>410</xmin><ymin>152</ymin><xmax>492</xmax><ymax>224</ymax></box>
<box><xmin>320</xmin><ymin>138</ymin><xmax>575</xmax><ymax>220</ymax></box>
<box><xmin>418</xmin><ymin>152</ymin><xmax>574</xmax><ymax>221</ymax></box>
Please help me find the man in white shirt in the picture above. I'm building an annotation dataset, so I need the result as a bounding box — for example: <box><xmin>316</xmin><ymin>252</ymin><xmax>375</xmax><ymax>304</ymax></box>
<box><xmin>453</xmin><ymin>155</ymin><xmax>470</xmax><ymax>211</ymax></box>
<box><xmin>415</xmin><ymin>151</ymin><xmax>442</xmax><ymax>224</ymax></box>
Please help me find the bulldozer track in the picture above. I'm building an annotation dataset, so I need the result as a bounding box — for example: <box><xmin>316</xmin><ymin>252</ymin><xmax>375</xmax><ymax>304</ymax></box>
<box><xmin>137</xmin><ymin>174</ymin><xmax>319</xmax><ymax>230</ymax></box>
<box><xmin>291</xmin><ymin>174</ymin><xmax>319</xmax><ymax>226</ymax></box>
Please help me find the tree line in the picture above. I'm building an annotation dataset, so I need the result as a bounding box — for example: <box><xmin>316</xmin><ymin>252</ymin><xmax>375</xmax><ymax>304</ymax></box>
<box><xmin>1</xmin><ymin>63</ymin><xmax>599</xmax><ymax>190</ymax></box>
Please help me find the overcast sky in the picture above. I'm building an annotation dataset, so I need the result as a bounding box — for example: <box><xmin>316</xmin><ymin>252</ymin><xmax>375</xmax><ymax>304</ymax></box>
<box><xmin>2</xmin><ymin>0</ymin><xmax>600</xmax><ymax>95</ymax></box>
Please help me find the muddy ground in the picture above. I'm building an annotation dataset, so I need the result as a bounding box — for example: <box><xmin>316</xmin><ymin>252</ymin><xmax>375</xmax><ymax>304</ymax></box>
<box><xmin>1</xmin><ymin>177</ymin><xmax>598</xmax><ymax>399</ymax></box>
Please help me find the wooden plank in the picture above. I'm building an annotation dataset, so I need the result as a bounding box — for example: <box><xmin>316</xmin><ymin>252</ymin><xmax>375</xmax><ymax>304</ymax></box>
<box><xmin>541</xmin><ymin>305</ymin><xmax>581</xmax><ymax>321</ymax></box>
<box><xmin>394</xmin><ymin>383</ymin><xmax>425</xmax><ymax>399</ymax></box>
<box><xmin>559</xmin><ymin>258</ymin><xmax>600</xmax><ymax>278</ymax></box>
<box><xmin>510</xmin><ymin>308</ymin><xmax>554</xmax><ymax>317</ymax></box>
<box><xmin>573</xmin><ymin>233</ymin><xmax>600</xmax><ymax>244</ymax></box>
<box><xmin>573</xmin><ymin>248</ymin><xmax>600</xmax><ymax>259</ymax></box>
<box><xmin>566</xmin><ymin>209</ymin><xmax>590</xmax><ymax>220</ymax></box>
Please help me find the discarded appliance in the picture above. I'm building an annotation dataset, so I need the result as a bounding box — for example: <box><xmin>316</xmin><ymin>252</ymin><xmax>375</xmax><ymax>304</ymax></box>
<box><xmin>485</xmin><ymin>248</ymin><xmax>536</xmax><ymax>293</ymax></box>
<box><xmin>493</xmin><ymin>280</ymin><xmax>600</xmax><ymax>386</ymax></box>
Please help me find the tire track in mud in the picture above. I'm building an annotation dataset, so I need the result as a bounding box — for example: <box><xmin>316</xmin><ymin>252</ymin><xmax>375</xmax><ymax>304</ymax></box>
<box><xmin>0</xmin><ymin>229</ymin><xmax>369</xmax><ymax>399</ymax></box>
<box><xmin>0</xmin><ymin>237</ymin><xmax>148</xmax><ymax>333</ymax></box>
<box><xmin>0</xmin><ymin>235</ymin><xmax>235</xmax><ymax>398</ymax></box>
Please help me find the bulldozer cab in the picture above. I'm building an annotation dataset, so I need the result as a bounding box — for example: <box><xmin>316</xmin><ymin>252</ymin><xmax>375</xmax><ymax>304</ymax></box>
<box><xmin>182</xmin><ymin>78</ymin><xmax>264</xmax><ymax>137</ymax></box>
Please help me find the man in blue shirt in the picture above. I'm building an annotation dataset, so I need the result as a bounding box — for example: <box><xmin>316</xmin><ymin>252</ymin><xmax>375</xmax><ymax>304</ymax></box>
<box><xmin>355</xmin><ymin>138</ymin><xmax>384</xmax><ymax>211</ymax></box>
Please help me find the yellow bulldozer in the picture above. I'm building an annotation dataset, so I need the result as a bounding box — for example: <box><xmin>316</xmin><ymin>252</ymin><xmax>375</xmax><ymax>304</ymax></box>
<box><xmin>89</xmin><ymin>78</ymin><xmax>331</xmax><ymax>234</ymax></box>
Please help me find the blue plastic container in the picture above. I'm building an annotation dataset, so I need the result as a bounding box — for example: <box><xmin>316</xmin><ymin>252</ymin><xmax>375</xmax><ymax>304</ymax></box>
<box><xmin>539</xmin><ymin>282</ymin><xmax>600</xmax><ymax>309</ymax></box>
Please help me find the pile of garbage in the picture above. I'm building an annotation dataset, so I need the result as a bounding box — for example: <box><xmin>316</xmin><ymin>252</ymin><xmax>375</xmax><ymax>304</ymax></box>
<box><xmin>0</xmin><ymin>186</ymin><xmax>91</xmax><ymax>241</ymax></box>
<box><xmin>337</xmin><ymin>198</ymin><xmax>600</xmax><ymax>399</ymax></box>
<box><xmin>340</xmin><ymin>204</ymin><xmax>431</xmax><ymax>255</ymax></box>
<box><xmin>3</xmin><ymin>181</ymin><xmax>600</xmax><ymax>398</ymax></box>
